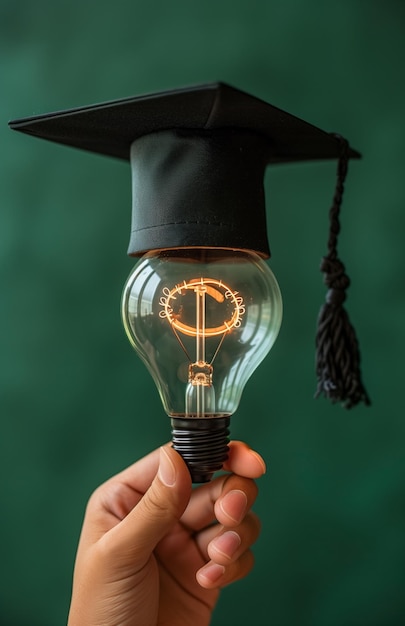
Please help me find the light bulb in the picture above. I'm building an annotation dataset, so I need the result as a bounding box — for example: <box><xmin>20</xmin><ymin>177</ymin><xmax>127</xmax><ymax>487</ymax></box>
<box><xmin>9</xmin><ymin>85</ymin><xmax>366</xmax><ymax>483</ymax></box>
<box><xmin>122</xmin><ymin>247</ymin><xmax>282</xmax><ymax>482</ymax></box>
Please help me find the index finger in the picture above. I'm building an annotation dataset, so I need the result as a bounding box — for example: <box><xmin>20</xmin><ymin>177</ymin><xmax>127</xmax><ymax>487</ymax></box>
<box><xmin>222</xmin><ymin>441</ymin><xmax>266</xmax><ymax>477</ymax></box>
<box><xmin>179</xmin><ymin>441</ymin><xmax>265</xmax><ymax>532</ymax></box>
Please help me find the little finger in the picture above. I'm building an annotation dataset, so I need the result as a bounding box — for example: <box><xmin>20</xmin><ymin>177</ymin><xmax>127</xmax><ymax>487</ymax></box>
<box><xmin>196</xmin><ymin>550</ymin><xmax>255</xmax><ymax>589</ymax></box>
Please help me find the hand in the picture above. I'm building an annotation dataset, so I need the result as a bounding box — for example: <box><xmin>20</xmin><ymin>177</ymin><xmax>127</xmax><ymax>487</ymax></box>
<box><xmin>67</xmin><ymin>440</ymin><xmax>266</xmax><ymax>626</ymax></box>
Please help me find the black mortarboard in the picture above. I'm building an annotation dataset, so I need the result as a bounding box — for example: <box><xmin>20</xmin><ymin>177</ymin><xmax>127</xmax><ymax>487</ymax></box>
<box><xmin>9</xmin><ymin>82</ymin><xmax>359</xmax><ymax>257</ymax></box>
<box><xmin>9</xmin><ymin>82</ymin><xmax>369</xmax><ymax>408</ymax></box>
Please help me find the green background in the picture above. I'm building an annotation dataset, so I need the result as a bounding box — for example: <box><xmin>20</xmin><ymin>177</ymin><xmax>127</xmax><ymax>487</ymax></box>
<box><xmin>1</xmin><ymin>1</ymin><xmax>404</xmax><ymax>624</ymax></box>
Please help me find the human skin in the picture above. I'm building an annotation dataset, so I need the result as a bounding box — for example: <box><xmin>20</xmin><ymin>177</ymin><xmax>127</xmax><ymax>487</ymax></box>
<box><xmin>67</xmin><ymin>440</ymin><xmax>266</xmax><ymax>626</ymax></box>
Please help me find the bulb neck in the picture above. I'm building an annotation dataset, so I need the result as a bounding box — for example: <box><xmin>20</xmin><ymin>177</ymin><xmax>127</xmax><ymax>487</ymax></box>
<box><xmin>171</xmin><ymin>416</ymin><xmax>230</xmax><ymax>483</ymax></box>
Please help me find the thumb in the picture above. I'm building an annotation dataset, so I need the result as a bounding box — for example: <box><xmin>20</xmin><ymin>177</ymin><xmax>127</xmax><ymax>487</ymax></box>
<box><xmin>104</xmin><ymin>446</ymin><xmax>192</xmax><ymax>567</ymax></box>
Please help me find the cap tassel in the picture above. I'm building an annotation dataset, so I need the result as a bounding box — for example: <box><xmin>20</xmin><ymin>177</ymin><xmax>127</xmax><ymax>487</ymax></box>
<box><xmin>315</xmin><ymin>135</ymin><xmax>370</xmax><ymax>409</ymax></box>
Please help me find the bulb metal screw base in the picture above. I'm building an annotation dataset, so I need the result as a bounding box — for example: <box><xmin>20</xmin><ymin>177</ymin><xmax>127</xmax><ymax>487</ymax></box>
<box><xmin>171</xmin><ymin>416</ymin><xmax>230</xmax><ymax>483</ymax></box>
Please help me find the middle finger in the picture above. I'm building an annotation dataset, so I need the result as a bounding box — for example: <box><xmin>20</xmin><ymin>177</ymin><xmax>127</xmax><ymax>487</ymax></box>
<box><xmin>181</xmin><ymin>474</ymin><xmax>258</xmax><ymax>532</ymax></box>
<box><xmin>194</xmin><ymin>510</ymin><xmax>261</xmax><ymax>563</ymax></box>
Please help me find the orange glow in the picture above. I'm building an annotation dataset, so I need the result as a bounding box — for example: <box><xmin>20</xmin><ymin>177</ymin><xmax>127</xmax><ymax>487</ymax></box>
<box><xmin>159</xmin><ymin>277</ymin><xmax>245</xmax><ymax>337</ymax></box>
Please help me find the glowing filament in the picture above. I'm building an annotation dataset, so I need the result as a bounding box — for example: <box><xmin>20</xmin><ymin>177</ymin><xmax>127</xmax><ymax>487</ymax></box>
<box><xmin>159</xmin><ymin>277</ymin><xmax>245</xmax><ymax>338</ymax></box>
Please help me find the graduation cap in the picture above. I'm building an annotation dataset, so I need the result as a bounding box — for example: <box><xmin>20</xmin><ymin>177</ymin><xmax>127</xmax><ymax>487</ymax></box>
<box><xmin>9</xmin><ymin>82</ymin><xmax>370</xmax><ymax>412</ymax></box>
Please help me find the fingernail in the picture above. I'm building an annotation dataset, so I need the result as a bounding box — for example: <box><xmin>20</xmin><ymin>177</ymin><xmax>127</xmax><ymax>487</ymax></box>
<box><xmin>158</xmin><ymin>447</ymin><xmax>177</xmax><ymax>486</ymax></box>
<box><xmin>249</xmin><ymin>449</ymin><xmax>267</xmax><ymax>474</ymax></box>
<box><xmin>211</xmin><ymin>531</ymin><xmax>241</xmax><ymax>559</ymax></box>
<box><xmin>219</xmin><ymin>489</ymin><xmax>248</xmax><ymax>524</ymax></box>
<box><xmin>198</xmin><ymin>563</ymin><xmax>225</xmax><ymax>585</ymax></box>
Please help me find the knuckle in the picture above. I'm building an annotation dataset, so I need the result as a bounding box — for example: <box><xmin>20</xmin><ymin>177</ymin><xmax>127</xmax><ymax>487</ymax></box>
<box><xmin>141</xmin><ymin>481</ymin><xmax>176</xmax><ymax>521</ymax></box>
<box><xmin>247</xmin><ymin>510</ymin><xmax>262</xmax><ymax>536</ymax></box>
<box><xmin>222</xmin><ymin>550</ymin><xmax>255</xmax><ymax>587</ymax></box>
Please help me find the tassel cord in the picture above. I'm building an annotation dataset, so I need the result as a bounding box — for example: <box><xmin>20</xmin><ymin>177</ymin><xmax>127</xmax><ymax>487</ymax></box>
<box><xmin>315</xmin><ymin>135</ymin><xmax>370</xmax><ymax>408</ymax></box>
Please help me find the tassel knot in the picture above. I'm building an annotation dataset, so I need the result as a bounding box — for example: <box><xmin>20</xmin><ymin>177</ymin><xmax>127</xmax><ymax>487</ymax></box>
<box><xmin>325</xmin><ymin>288</ymin><xmax>346</xmax><ymax>306</ymax></box>
<box><xmin>320</xmin><ymin>257</ymin><xmax>351</xmax><ymax>292</ymax></box>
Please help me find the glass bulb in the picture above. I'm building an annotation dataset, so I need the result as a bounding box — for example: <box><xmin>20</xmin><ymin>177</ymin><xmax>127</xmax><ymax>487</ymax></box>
<box><xmin>122</xmin><ymin>248</ymin><xmax>282</xmax><ymax>482</ymax></box>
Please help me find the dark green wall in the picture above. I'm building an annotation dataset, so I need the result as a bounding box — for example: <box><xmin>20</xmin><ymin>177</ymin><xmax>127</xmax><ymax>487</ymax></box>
<box><xmin>1</xmin><ymin>1</ymin><xmax>404</xmax><ymax>624</ymax></box>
